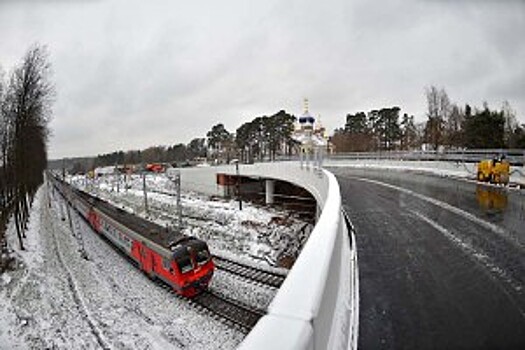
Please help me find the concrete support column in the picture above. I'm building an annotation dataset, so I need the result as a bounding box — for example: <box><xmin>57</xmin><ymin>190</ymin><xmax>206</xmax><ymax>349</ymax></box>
<box><xmin>318</xmin><ymin>147</ymin><xmax>324</xmax><ymax>169</ymax></box>
<box><xmin>305</xmin><ymin>149</ymin><xmax>310</xmax><ymax>169</ymax></box>
<box><xmin>265</xmin><ymin>179</ymin><xmax>275</xmax><ymax>205</ymax></box>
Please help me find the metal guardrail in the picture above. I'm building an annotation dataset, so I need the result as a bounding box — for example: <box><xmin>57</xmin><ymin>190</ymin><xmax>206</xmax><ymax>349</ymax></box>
<box><xmin>342</xmin><ymin>208</ymin><xmax>359</xmax><ymax>350</ymax></box>
<box><xmin>328</xmin><ymin>149</ymin><xmax>525</xmax><ymax>166</ymax></box>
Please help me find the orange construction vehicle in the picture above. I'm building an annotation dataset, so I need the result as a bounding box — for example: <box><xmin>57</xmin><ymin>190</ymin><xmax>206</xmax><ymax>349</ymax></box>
<box><xmin>146</xmin><ymin>163</ymin><xmax>165</xmax><ymax>173</ymax></box>
<box><xmin>476</xmin><ymin>156</ymin><xmax>510</xmax><ymax>185</ymax></box>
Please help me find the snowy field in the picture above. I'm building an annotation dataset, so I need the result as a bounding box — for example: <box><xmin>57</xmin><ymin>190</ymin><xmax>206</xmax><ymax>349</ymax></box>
<box><xmin>0</xmin><ymin>175</ymin><xmax>311</xmax><ymax>349</ymax></box>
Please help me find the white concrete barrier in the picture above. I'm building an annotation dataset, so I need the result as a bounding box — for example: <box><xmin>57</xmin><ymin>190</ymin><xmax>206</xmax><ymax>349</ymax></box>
<box><xmin>177</xmin><ymin>163</ymin><xmax>359</xmax><ymax>350</ymax></box>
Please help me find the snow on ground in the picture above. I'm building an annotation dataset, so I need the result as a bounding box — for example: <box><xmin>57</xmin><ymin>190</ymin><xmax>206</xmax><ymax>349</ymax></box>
<box><xmin>0</xmin><ymin>172</ymin><xmax>312</xmax><ymax>349</ymax></box>
<box><xmin>0</xmin><ymin>184</ymin><xmax>246</xmax><ymax>349</ymax></box>
<box><xmin>70</xmin><ymin>174</ymin><xmax>312</xmax><ymax>269</ymax></box>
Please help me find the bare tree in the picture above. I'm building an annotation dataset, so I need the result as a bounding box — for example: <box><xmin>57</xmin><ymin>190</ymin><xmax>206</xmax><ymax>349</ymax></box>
<box><xmin>424</xmin><ymin>86</ymin><xmax>450</xmax><ymax>150</ymax></box>
<box><xmin>502</xmin><ymin>100</ymin><xmax>518</xmax><ymax>147</ymax></box>
<box><xmin>400</xmin><ymin>113</ymin><xmax>419</xmax><ymax>150</ymax></box>
<box><xmin>0</xmin><ymin>65</ymin><xmax>7</xmax><ymax>212</ymax></box>
<box><xmin>445</xmin><ymin>104</ymin><xmax>464</xmax><ymax>148</ymax></box>
<box><xmin>2</xmin><ymin>45</ymin><xmax>54</xmax><ymax>250</ymax></box>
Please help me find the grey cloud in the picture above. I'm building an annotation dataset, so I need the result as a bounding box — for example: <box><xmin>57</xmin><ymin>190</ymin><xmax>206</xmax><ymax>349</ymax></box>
<box><xmin>1</xmin><ymin>0</ymin><xmax>523</xmax><ymax>159</ymax></box>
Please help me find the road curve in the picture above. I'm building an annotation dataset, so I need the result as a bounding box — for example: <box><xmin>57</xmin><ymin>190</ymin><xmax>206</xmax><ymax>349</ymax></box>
<box><xmin>330</xmin><ymin>167</ymin><xmax>525</xmax><ymax>350</ymax></box>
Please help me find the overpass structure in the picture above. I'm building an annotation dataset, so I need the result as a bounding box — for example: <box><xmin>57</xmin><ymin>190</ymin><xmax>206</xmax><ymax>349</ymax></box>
<box><xmin>175</xmin><ymin>156</ymin><xmax>524</xmax><ymax>349</ymax></box>
<box><xmin>177</xmin><ymin>162</ymin><xmax>359</xmax><ymax>350</ymax></box>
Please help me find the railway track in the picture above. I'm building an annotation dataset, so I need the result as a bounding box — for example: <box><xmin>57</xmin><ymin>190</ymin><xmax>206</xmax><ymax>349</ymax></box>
<box><xmin>152</xmin><ymin>278</ymin><xmax>265</xmax><ymax>331</ymax></box>
<box><xmin>191</xmin><ymin>290</ymin><xmax>265</xmax><ymax>330</ymax></box>
<box><xmin>213</xmin><ymin>255</ymin><xmax>286</xmax><ymax>288</ymax></box>
<box><xmin>59</xmin><ymin>182</ymin><xmax>270</xmax><ymax>333</ymax></box>
<box><xmin>68</xmin><ymin>200</ymin><xmax>267</xmax><ymax>332</ymax></box>
<box><xmin>47</xmin><ymin>189</ymin><xmax>112</xmax><ymax>349</ymax></box>
<box><xmin>69</xmin><ymin>200</ymin><xmax>265</xmax><ymax>332</ymax></box>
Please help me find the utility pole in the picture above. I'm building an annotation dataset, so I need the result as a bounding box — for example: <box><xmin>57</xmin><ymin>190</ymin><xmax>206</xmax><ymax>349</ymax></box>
<box><xmin>167</xmin><ymin>169</ymin><xmax>183</xmax><ymax>233</ymax></box>
<box><xmin>175</xmin><ymin>171</ymin><xmax>182</xmax><ymax>233</ymax></box>
<box><xmin>234</xmin><ymin>160</ymin><xmax>242</xmax><ymax>210</ymax></box>
<box><xmin>66</xmin><ymin>202</ymin><xmax>88</xmax><ymax>260</ymax></box>
<box><xmin>142</xmin><ymin>172</ymin><xmax>149</xmax><ymax>214</ymax></box>
<box><xmin>115</xmin><ymin>164</ymin><xmax>120</xmax><ymax>193</ymax></box>
<box><xmin>61</xmin><ymin>159</ymin><xmax>66</xmax><ymax>181</ymax></box>
<box><xmin>116</xmin><ymin>172</ymin><xmax>120</xmax><ymax>193</ymax></box>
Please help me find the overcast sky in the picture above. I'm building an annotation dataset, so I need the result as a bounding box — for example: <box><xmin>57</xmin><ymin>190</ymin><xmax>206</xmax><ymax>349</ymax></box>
<box><xmin>1</xmin><ymin>0</ymin><xmax>524</xmax><ymax>159</ymax></box>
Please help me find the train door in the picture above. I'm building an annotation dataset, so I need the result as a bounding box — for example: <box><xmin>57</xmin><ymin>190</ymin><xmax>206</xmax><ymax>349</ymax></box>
<box><xmin>139</xmin><ymin>242</ymin><xmax>148</xmax><ymax>271</ymax></box>
<box><xmin>139</xmin><ymin>242</ymin><xmax>155</xmax><ymax>278</ymax></box>
<box><xmin>88</xmin><ymin>209</ymin><xmax>101</xmax><ymax>233</ymax></box>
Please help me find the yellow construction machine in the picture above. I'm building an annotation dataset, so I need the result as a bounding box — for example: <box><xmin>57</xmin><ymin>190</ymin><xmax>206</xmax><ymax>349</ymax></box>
<box><xmin>477</xmin><ymin>156</ymin><xmax>510</xmax><ymax>185</ymax></box>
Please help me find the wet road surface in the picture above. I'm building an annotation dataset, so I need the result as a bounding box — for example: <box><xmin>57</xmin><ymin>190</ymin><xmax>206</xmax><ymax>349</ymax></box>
<box><xmin>330</xmin><ymin>167</ymin><xmax>525</xmax><ymax>350</ymax></box>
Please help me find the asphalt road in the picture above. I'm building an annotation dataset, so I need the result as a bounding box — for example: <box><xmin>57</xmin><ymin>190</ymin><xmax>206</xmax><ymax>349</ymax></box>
<box><xmin>330</xmin><ymin>167</ymin><xmax>525</xmax><ymax>350</ymax></box>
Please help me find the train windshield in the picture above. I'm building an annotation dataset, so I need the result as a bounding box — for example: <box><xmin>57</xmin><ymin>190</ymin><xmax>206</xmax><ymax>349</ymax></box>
<box><xmin>188</xmin><ymin>239</ymin><xmax>211</xmax><ymax>265</ymax></box>
<box><xmin>196</xmin><ymin>249</ymin><xmax>210</xmax><ymax>265</ymax></box>
<box><xmin>172</xmin><ymin>239</ymin><xmax>211</xmax><ymax>272</ymax></box>
<box><xmin>177</xmin><ymin>255</ymin><xmax>193</xmax><ymax>273</ymax></box>
<box><xmin>173</xmin><ymin>246</ymin><xmax>194</xmax><ymax>273</ymax></box>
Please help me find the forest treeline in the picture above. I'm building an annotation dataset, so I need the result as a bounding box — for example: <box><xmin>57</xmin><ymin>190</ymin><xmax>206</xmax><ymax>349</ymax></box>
<box><xmin>332</xmin><ymin>87</ymin><xmax>525</xmax><ymax>152</ymax></box>
<box><xmin>0</xmin><ymin>46</ymin><xmax>53</xmax><ymax>258</ymax></box>
<box><xmin>62</xmin><ymin>110</ymin><xmax>298</xmax><ymax>173</ymax></box>
<box><xmin>69</xmin><ymin>86</ymin><xmax>525</xmax><ymax>174</ymax></box>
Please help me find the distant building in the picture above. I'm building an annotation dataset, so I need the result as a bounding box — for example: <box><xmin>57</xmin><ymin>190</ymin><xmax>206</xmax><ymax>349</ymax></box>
<box><xmin>292</xmin><ymin>99</ymin><xmax>331</xmax><ymax>167</ymax></box>
<box><xmin>94</xmin><ymin>166</ymin><xmax>117</xmax><ymax>177</ymax></box>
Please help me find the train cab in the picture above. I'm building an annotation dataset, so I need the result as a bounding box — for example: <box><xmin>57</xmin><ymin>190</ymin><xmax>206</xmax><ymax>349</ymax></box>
<box><xmin>171</xmin><ymin>238</ymin><xmax>214</xmax><ymax>297</ymax></box>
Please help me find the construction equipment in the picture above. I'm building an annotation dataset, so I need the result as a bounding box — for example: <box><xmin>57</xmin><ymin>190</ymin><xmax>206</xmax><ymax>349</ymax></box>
<box><xmin>477</xmin><ymin>156</ymin><xmax>510</xmax><ymax>185</ymax></box>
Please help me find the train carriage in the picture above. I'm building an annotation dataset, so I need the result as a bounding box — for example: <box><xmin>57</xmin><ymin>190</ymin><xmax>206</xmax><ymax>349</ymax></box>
<box><xmin>49</xmin><ymin>173</ymin><xmax>214</xmax><ymax>297</ymax></box>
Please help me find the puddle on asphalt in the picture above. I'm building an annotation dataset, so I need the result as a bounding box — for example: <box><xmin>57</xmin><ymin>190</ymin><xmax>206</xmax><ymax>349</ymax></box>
<box><xmin>476</xmin><ymin>185</ymin><xmax>508</xmax><ymax>222</ymax></box>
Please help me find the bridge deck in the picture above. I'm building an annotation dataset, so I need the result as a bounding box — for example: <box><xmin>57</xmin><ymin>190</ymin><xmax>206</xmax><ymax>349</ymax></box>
<box><xmin>332</xmin><ymin>167</ymin><xmax>525</xmax><ymax>350</ymax></box>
